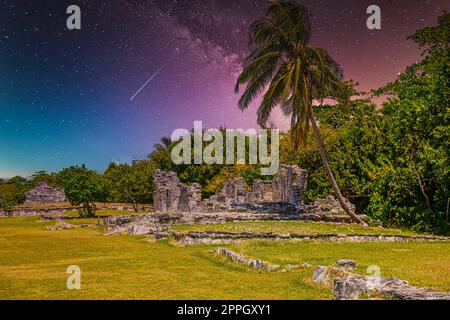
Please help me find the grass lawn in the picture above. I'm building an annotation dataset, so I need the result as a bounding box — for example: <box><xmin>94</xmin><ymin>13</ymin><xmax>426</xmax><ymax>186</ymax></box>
<box><xmin>0</xmin><ymin>216</ymin><xmax>448</xmax><ymax>299</ymax></box>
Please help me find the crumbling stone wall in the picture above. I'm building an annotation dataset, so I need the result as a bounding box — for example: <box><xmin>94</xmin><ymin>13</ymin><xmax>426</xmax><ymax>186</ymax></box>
<box><xmin>153</xmin><ymin>170</ymin><xmax>202</xmax><ymax>212</ymax></box>
<box><xmin>153</xmin><ymin>165</ymin><xmax>308</xmax><ymax>213</ymax></box>
<box><xmin>271</xmin><ymin>165</ymin><xmax>308</xmax><ymax>209</ymax></box>
<box><xmin>222</xmin><ymin>177</ymin><xmax>248</xmax><ymax>204</ymax></box>
<box><xmin>250</xmin><ymin>180</ymin><xmax>273</xmax><ymax>202</ymax></box>
<box><xmin>25</xmin><ymin>182</ymin><xmax>67</xmax><ymax>204</ymax></box>
<box><xmin>178</xmin><ymin>183</ymin><xmax>202</xmax><ymax>212</ymax></box>
<box><xmin>201</xmin><ymin>164</ymin><xmax>308</xmax><ymax>211</ymax></box>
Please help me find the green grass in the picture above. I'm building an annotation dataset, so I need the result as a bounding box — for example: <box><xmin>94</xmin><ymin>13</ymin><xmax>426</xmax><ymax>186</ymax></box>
<box><xmin>0</xmin><ymin>216</ymin><xmax>448</xmax><ymax>299</ymax></box>
<box><xmin>171</xmin><ymin>220</ymin><xmax>423</xmax><ymax>236</ymax></box>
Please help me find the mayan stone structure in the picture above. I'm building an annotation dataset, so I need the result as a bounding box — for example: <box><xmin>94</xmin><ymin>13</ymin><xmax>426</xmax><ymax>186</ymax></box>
<box><xmin>153</xmin><ymin>170</ymin><xmax>202</xmax><ymax>212</ymax></box>
<box><xmin>271</xmin><ymin>164</ymin><xmax>308</xmax><ymax>209</ymax></box>
<box><xmin>25</xmin><ymin>182</ymin><xmax>67</xmax><ymax>204</ymax></box>
<box><xmin>153</xmin><ymin>165</ymin><xmax>308</xmax><ymax>213</ymax></box>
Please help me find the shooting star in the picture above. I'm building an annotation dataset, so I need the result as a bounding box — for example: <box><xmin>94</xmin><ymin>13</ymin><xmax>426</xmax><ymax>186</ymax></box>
<box><xmin>129</xmin><ymin>63</ymin><xmax>166</xmax><ymax>101</ymax></box>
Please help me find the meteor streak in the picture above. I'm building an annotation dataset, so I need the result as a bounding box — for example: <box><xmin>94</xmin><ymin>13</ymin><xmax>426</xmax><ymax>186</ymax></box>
<box><xmin>129</xmin><ymin>63</ymin><xmax>166</xmax><ymax>101</ymax></box>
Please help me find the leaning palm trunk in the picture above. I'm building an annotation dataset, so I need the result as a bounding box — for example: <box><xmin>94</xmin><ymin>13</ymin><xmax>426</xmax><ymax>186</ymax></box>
<box><xmin>309</xmin><ymin>113</ymin><xmax>367</xmax><ymax>226</ymax></box>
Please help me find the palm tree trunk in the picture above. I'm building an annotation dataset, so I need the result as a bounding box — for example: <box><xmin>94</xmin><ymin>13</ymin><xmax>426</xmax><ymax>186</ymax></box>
<box><xmin>309</xmin><ymin>112</ymin><xmax>367</xmax><ymax>226</ymax></box>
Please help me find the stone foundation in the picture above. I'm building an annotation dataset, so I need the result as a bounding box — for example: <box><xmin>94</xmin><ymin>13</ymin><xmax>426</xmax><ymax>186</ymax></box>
<box><xmin>0</xmin><ymin>207</ymin><xmax>70</xmax><ymax>218</ymax></box>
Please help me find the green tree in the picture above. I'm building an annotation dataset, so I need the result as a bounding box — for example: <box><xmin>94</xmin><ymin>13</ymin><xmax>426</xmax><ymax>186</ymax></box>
<box><xmin>30</xmin><ymin>171</ymin><xmax>56</xmax><ymax>186</ymax></box>
<box><xmin>235</xmin><ymin>0</ymin><xmax>365</xmax><ymax>224</ymax></box>
<box><xmin>0</xmin><ymin>184</ymin><xmax>25</xmax><ymax>213</ymax></box>
<box><xmin>104</xmin><ymin>162</ymin><xmax>155</xmax><ymax>212</ymax></box>
<box><xmin>8</xmin><ymin>176</ymin><xmax>27</xmax><ymax>188</ymax></box>
<box><xmin>56</xmin><ymin>165</ymin><xmax>106</xmax><ymax>217</ymax></box>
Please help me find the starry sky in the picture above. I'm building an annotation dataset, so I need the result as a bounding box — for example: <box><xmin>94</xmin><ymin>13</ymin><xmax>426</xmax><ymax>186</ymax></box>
<box><xmin>0</xmin><ymin>0</ymin><xmax>448</xmax><ymax>177</ymax></box>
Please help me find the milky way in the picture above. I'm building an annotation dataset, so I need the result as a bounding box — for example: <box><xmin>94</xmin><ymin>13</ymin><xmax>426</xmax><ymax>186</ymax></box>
<box><xmin>0</xmin><ymin>0</ymin><xmax>448</xmax><ymax>177</ymax></box>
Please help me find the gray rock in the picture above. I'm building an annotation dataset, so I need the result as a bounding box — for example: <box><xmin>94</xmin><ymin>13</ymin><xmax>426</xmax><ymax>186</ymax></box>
<box><xmin>285</xmin><ymin>264</ymin><xmax>300</xmax><ymax>270</ymax></box>
<box><xmin>126</xmin><ymin>224</ymin><xmax>152</xmax><ymax>235</ymax></box>
<box><xmin>46</xmin><ymin>220</ymin><xmax>78</xmax><ymax>231</ymax></box>
<box><xmin>336</xmin><ymin>259</ymin><xmax>358</xmax><ymax>270</ymax></box>
<box><xmin>313</xmin><ymin>265</ymin><xmax>450</xmax><ymax>300</ymax></box>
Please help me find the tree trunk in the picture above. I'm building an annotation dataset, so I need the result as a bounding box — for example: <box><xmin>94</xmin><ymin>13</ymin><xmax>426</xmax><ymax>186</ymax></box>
<box><xmin>123</xmin><ymin>188</ymin><xmax>139</xmax><ymax>213</ymax></box>
<box><xmin>410</xmin><ymin>151</ymin><xmax>433</xmax><ymax>211</ymax></box>
<box><xmin>309</xmin><ymin>113</ymin><xmax>367</xmax><ymax>226</ymax></box>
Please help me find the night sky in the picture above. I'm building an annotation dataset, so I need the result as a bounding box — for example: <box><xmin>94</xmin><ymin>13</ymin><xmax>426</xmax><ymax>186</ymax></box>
<box><xmin>0</xmin><ymin>0</ymin><xmax>448</xmax><ymax>177</ymax></box>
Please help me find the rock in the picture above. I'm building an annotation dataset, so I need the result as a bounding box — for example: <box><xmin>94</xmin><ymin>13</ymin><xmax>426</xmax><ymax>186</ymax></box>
<box><xmin>313</xmin><ymin>265</ymin><xmax>450</xmax><ymax>300</ymax></box>
<box><xmin>46</xmin><ymin>220</ymin><xmax>77</xmax><ymax>231</ymax></box>
<box><xmin>153</xmin><ymin>232</ymin><xmax>170</xmax><ymax>239</ymax></box>
<box><xmin>301</xmin><ymin>263</ymin><xmax>313</xmax><ymax>268</ymax></box>
<box><xmin>127</xmin><ymin>224</ymin><xmax>152</xmax><ymax>235</ymax></box>
<box><xmin>267</xmin><ymin>264</ymin><xmax>281</xmax><ymax>272</ymax></box>
<box><xmin>103</xmin><ymin>225</ymin><xmax>126</xmax><ymax>236</ymax></box>
<box><xmin>336</xmin><ymin>259</ymin><xmax>358</xmax><ymax>270</ymax></box>
<box><xmin>285</xmin><ymin>264</ymin><xmax>299</xmax><ymax>270</ymax></box>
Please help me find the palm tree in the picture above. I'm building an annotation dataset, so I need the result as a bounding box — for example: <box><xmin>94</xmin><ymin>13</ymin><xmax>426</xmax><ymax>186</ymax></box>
<box><xmin>148</xmin><ymin>136</ymin><xmax>172</xmax><ymax>159</ymax></box>
<box><xmin>235</xmin><ymin>0</ymin><xmax>366</xmax><ymax>225</ymax></box>
<box><xmin>153</xmin><ymin>136</ymin><xmax>172</xmax><ymax>152</ymax></box>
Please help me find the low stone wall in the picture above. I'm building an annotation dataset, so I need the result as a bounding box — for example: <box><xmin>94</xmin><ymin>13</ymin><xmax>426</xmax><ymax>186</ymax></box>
<box><xmin>173</xmin><ymin>231</ymin><xmax>450</xmax><ymax>245</ymax></box>
<box><xmin>313</xmin><ymin>265</ymin><xmax>450</xmax><ymax>300</ymax></box>
<box><xmin>216</xmin><ymin>248</ymin><xmax>280</xmax><ymax>271</ymax></box>
<box><xmin>0</xmin><ymin>207</ymin><xmax>70</xmax><ymax>218</ymax></box>
<box><xmin>0</xmin><ymin>202</ymin><xmax>154</xmax><ymax>218</ymax></box>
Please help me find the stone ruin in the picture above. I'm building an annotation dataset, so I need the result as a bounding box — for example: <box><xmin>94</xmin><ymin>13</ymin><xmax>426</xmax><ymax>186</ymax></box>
<box><xmin>25</xmin><ymin>182</ymin><xmax>67</xmax><ymax>204</ymax></box>
<box><xmin>153</xmin><ymin>170</ymin><xmax>202</xmax><ymax>212</ymax></box>
<box><xmin>153</xmin><ymin>165</ymin><xmax>308</xmax><ymax>213</ymax></box>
